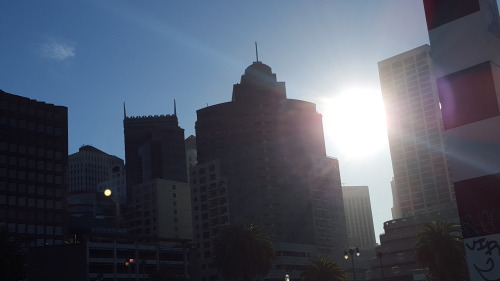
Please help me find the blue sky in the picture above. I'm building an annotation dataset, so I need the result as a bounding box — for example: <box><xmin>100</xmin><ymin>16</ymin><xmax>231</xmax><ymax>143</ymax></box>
<box><xmin>1</xmin><ymin>0</ymin><xmax>435</xmax><ymax>241</ymax></box>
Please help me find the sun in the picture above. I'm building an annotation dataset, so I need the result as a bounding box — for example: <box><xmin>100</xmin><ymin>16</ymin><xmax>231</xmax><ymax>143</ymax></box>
<box><xmin>320</xmin><ymin>87</ymin><xmax>388</xmax><ymax>160</ymax></box>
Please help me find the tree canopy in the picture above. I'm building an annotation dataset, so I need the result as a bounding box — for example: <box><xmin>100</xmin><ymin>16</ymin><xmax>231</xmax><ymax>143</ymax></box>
<box><xmin>214</xmin><ymin>224</ymin><xmax>275</xmax><ymax>281</ymax></box>
<box><xmin>301</xmin><ymin>256</ymin><xmax>346</xmax><ymax>281</ymax></box>
<box><xmin>415</xmin><ymin>220</ymin><xmax>469</xmax><ymax>281</ymax></box>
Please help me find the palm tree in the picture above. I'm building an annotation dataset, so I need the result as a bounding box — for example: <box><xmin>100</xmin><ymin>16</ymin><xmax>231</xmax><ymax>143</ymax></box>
<box><xmin>415</xmin><ymin>220</ymin><xmax>469</xmax><ymax>281</ymax></box>
<box><xmin>214</xmin><ymin>224</ymin><xmax>275</xmax><ymax>281</ymax></box>
<box><xmin>301</xmin><ymin>256</ymin><xmax>346</xmax><ymax>281</ymax></box>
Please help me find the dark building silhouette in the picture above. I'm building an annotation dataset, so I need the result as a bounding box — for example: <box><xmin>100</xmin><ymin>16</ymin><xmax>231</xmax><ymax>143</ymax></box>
<box><xmin>193</xmin><ymin>61</ymin><xmax>348</xmax><ymax>280</ymax></box>
<box><xmin>68</xmin><ymin>145</ymin><xmax>125</xmax><ymax>223</ymax></box>
<box><xmin>123</xmin><ymin>112</ymin><xmax>188</xmax><ymax>203</ymax></box>
<box><xmin>27</xmin><ymin>235</ymin><xmax>189</xmax><ymax>281</ymax></box>
<box><xmin>0</xmin><ymin>90</ymin><xmax>68</xmax><ymax>247</ymax></box>
<box><xmin>123</xmin><ymin>110</ymin><xmax>192</xmax><ymax>240</ymax></box>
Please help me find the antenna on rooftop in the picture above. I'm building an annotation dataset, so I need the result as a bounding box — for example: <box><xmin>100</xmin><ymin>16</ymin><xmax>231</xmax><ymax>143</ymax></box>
<box><xmin>123</xmin><ymin>102</ymin><xmax>127</xmax><ymax>119</ymax></box>
<box><xmin>255</xmin><ymin>41</ymin><xmax>259</xmax><ymax>62</ymax></box>
<box><xmin>174</xmin><ymin>99</ymin><xmax>177</xmax><ymax>116</ymax></box>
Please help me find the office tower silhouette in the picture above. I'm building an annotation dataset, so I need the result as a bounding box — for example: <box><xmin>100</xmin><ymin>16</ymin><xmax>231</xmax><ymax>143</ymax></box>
<box><xmin>0</xmin><ymin>90</ymin><xmax>68</xmax><ymax>246</ymax></box>
<box><xmin>342</xmin><ymin>186</ymin><xmax>376</xmax><ymax>249</ymax></box>
<box><xmin>123</xmin><ymin>110</ymin><xmax>192</xmax><ymax>239</ymax></box>
<box><xmin>192</xmin><ymin>61</ymin><xmax>347</xmax><ymax>280</ymax></box>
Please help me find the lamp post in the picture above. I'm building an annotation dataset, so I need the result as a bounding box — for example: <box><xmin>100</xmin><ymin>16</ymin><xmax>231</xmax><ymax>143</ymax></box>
<box><xmin>125</xmin><ymin>258</ymin><xmax>135</xmax><ymax>281</ymax></box>
<box><xmin>377</xmin><ymin>252</ymin><xmax>385</xmax><ymax>280</ymax></box>
<box><xmin>104</xmin><ymin>188</ymin><xmax>121</xmax><ymax>227</ymax></box>
<box><xmin>285</xmin><ymin>273</ymin><xmax>290</xmax><ymax>281</ymax></box>
<box><xmin>344</xmin><ymin>247</ymin><xmax>360</xmax><ymax>281</ymax></box>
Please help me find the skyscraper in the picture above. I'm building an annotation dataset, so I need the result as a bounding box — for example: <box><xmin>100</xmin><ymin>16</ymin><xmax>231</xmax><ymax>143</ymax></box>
<box><xmin>123</xmin><ymin>111</ymin><xmax>192</xmax><ymax>239</ymax></box>
<box><xmin>193</xmin><ymin>60</ymin><xmax>347</xmax><ymax>280</ymax></box>
<box><xmin>422</xmin><ymin>0</ymin><xmax>500</xmax><ymax>279</ymax></box>
<box><xmin>341</xmin><ymin>186</ymin><xmax>376</xmax><ymax>281</ymax></box>
<box><xmin>67</xmin><ymin>145</ymin><xmax>125</xmax><ymax>222</ymax></box>
<box><xmin>375</xmin><ymin>43</ymin><xmax>459</xmax><ymax>281</ymax></box>
<box><xmin>342</xmin><ymin>186</ymin><xmax>376</xmax><ymax>249</ymax></box>
<box><xmin>68</xmin><ymin>145</ymin><xmax>125</xmax><ymax>195</ymax></box>
<box><xmin>378</xmin><ymin>45</ymin><xmax>455</xmax><ymax>218</ymax></box>
<box><xmin>123</xmin><ymin>112</ymin><xmax>188</xmax><ymax>202</ymax></box>
<box><xmin>0</xmin><ymin>90</ymin><xmax>68</xmax><ymax>246</ymax></box>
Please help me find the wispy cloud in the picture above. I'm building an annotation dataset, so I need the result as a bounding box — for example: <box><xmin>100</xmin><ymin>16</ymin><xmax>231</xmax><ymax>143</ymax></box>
<box><xmin>39</xmin><ymin>39</ymin><xmax>76</xmax><ymax>61</ymax></box>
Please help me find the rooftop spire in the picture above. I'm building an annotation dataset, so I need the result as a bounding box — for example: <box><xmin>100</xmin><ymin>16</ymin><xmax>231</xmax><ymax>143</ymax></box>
<box><xmin>255</xmin><ymin>41</ymin><xmax>259</xmax><ymax>62</ymax></box>
<box><xmin>123</xmin><ymin>102</ymin><xmax>127</xmax><ymax>119</ymax></box>
<box><xmin>174</xmin><ymin>99</ymin><xmax>177</xmax><ymax>116</ymax></box>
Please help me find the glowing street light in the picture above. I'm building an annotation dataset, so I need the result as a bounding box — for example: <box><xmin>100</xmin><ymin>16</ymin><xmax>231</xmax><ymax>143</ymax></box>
<box><xmin>344</xmin><ymin>247</ymin><xmax>360</xmax><ymax>281</ymax></box>
<box><xmin>125</xmin><ymin>258</ymin><xmax>135</xmax><ymax>281</ymax></box>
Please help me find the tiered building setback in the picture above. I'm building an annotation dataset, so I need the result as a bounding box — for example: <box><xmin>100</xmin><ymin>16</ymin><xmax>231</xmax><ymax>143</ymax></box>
<box><xmin>193</xmin><ymin>61</ymin><xmax>347</xmax><ymax>280</ymax></box>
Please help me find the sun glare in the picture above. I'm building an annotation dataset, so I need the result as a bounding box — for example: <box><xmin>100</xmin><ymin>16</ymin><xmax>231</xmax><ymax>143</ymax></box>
<box><xmin>321</xmin><ymin>87</ymin><xmax>388</xmax><ymax>160</ymax></box>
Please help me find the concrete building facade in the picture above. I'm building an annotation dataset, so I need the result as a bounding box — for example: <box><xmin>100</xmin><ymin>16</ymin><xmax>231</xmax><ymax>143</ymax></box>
<box><xmin>342</xmin><ymin>186</ymin><xmax>376</xmax><ymax>249</ymax></box>
<box><xmin>68</xmin><ymin>145</ymin><xmax>125</xmax><ymax>220</ymax></box>
<box><xmin>129</xmin><ymin>179</ymin><xmax>192</xmax><ymax>240</ymax></box>
<box><xmin>378</xmin><ymin>45</ymin><xmax>455</xmax><ymax>219</ymax></box>
<box><xmin>69</xmin><ymin>145</ymin><xmax>125</xmax><ymax>196</ymax></box>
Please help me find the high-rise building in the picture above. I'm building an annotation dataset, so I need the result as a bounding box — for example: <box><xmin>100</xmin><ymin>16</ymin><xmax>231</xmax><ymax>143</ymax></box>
<box><xmin>193</xmin><ymin>61</ymin><xmax>347</xmax><ymax>280</ymax></box>
<box><xmin>68</xmin><ymin>145</ymin><xmax>125</xmax><ymax>197</ymax></box>
<box><xmin>185</xmin><ymin>135</ymin><xmax>197</xmax><ymax>167</ymax></box>
<box><xmin>68</xmin><ymin>145</ymin><xmax>125</xmax><ymax>218</ymax></box>
<box><xmin>422</xmin><ymin>0</ymin><xmax>500</xmax><ymax>279</ymax></box>
<box><xmin>378</xmin><ymin>44</ymin><xmax>455</xmax><ymax>218</ymax></box>
<box><xmin>123</xmin><ymin>111</ymin><xmax>191</xmax><ymax>240</ymax></box>
<box><xmin>123</xmin><ymin>113</ymin><xmax>188</xmax><ymax>199</ymax></box>
<box><xmin>185</xmin><ymin>135</ymin><xmax>197</xmax><ymax>182</ymax></box>
<box><xmin>67</xmin><ymin>145</ymin><xmax>125</xmax><ymax>230</ymax></box>
<box><xmin>342</xmin><ymin>186</ymin><xmax>376</xmax><ymax>249</ymax></box>
<box><xmin>375</xmin><ymin>40</ymin><xmax>459</xmax><ymax>281</ymax></box>
<box><xmin>128</xmin><ymin>179</ymin><xmax>192</xmax><ymax>239</ymax></box>
<box><xmin>0</xmin><ymin>90</ymin><xmax>68</xmax><ymax>246</ymax></box>
<box><xmin>341</xmin><ymin>186</ymin><xmax>376</xmax><ymax>281</ymax></box>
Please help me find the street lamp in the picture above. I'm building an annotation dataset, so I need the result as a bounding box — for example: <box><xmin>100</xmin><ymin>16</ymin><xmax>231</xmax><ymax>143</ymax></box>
<box><xmin>104</xmin><ymin>188</ymin><xmax>121</xmax><ymax>227</ymax></box>
<box><xmin>104</xmin><ymin>189</ymin><xmax>112</xmax><ymax>197</ymax></box>
<box><xmin>377</xmin><ymin>252</ymin><xmax>385</xmax><ymax>280</ymax></box>
<box><xmin>125</xmin><ymin>258</ymin><xmax>135</xmax><ymax>281</ymax></box>
<box><xmin>344</xmin><ymin>247</ymin><xmax>360</xmax><ymax>281</ymax></box>
<box><xmin>285</xmin><ymin>273</ymin><xmax>290</xmax><ymax>281</ymax></box>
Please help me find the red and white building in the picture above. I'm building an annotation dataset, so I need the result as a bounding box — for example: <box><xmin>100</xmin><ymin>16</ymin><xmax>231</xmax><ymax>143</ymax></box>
<box><xmin>423</xmin><ymin>0</ymin><xmax>500</xmax><ymax>280</ymax></box>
